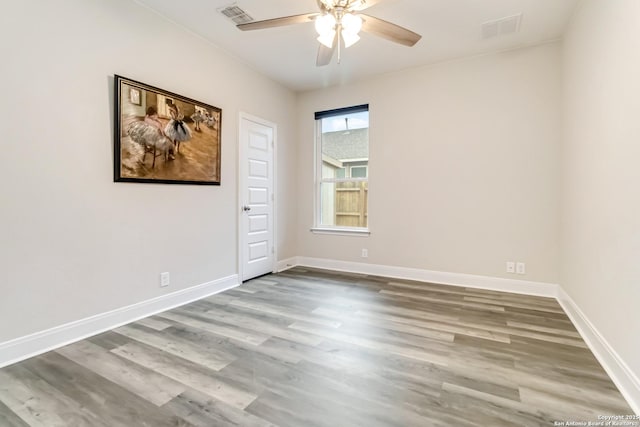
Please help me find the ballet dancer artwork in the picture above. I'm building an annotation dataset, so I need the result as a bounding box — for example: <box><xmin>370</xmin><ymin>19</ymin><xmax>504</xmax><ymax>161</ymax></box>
<box><xmin>113</xmin><ymin>75</ymin><xmax>222</xmax><ymax>185</ymax></box>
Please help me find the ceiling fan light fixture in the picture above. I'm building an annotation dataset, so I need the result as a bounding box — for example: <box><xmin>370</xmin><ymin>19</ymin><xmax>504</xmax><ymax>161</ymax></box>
<box><xmin>341</xmin><ymin>13</ymin><xmax>362</xmax><ymax>34</ymax></box>
<box><xmin>342</xmin><ymin>31</ymin><xmax>360</xmax><ymax>48</ymax></box>
<box><xmin>317</xmin><ymin>30</ymin><xmax>336</xmax><ymax>48</ymax></box>
<box><xmin>341</xmin><ymin>13</ymin><xmax>362</xmax><ymax>48</ymax></box>
<box><xmin>315</xmin><ymin>13</ymin><xmax>336</xmax><ymax>36</ymax></box>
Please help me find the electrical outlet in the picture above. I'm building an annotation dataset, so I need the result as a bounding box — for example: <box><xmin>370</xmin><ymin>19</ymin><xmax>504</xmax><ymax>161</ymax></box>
<box><xmin>160</xmin><ymin>272</ymin><xmax>170</xmax><ymax>287</ymax></box>
<box><xmin>506</xmin><ymin>262</ymin><xmax>515</xmax><ymax>273</ymax></box>
<box><xmin>361</xmin><ymin>249</ymin><xmax>368</xmax><ymax>258</ymax></box>
<box><xmin>516</xmin><ymin>262</ymin><xmax>526</xmax><ymax>275</ymax></box>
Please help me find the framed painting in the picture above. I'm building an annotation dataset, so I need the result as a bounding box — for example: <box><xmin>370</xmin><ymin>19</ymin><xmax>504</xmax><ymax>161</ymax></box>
<box><xmin>113</xmin><ymin>75</ymin><xmax>222</xmax><ymax>185</ymax></box>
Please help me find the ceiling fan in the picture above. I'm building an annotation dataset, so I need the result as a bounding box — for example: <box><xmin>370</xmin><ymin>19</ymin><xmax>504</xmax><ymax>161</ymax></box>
<box><xmin>236</xmin><ymin>0</ymin><xmax>422</xmax><ymax>66</ymax></box>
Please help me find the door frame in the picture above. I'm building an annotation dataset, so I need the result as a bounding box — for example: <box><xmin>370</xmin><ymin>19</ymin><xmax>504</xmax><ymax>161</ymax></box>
<box><xmin>238</xmin><ymin>112</ymin><xmax>278</xmax><ymax>281</ymax></box>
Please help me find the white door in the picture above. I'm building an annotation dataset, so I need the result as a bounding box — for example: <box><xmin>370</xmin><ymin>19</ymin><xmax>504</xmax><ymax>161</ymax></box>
<box><xmin>240</xmin><ymin>114</ymin><xmax>275</xmax><ymax>281</ymax></box>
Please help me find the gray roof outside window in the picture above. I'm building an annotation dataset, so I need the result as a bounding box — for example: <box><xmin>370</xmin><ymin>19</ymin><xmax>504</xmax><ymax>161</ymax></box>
<box><xmin>321</xmin><ymin>128</ymin><xmax>369</xmax><ymax>162</ymax></box>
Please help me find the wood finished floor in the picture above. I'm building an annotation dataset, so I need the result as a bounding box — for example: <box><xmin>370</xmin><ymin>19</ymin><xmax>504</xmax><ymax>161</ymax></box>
<box><xmin>0</xmin><ymin>267</ymin><xmax>633</xmax><ymax>426</ymax></box>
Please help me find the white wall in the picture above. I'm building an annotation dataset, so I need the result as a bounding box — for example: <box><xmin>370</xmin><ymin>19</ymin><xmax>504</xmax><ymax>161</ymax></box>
<box><xmin>296</xmin><ymin>43</ymin><xmax>562</xmax><ymax>285</ymax></box>
<box><xmin>0</xmin><ymin>0</ymin><xmax>297</xmax><ymax>343</ymax></box>
<box><xmin>562</xmin><ymin>0</ymin><xmax>640</xmax><ymax>381</ymax></box>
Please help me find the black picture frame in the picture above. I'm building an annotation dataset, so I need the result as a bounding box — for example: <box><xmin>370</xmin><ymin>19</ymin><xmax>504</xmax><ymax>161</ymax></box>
<box><xmin>113</xmin><ymin>75</ymin><xmax>222</xmax><ymax>185</ymax></box>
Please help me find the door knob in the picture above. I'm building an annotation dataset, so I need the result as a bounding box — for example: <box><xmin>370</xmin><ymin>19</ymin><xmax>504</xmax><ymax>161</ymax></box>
<box><xmin>243</xmin><ymin>206</ymin><xmax>251</xmax><ymax>212</ymax></box>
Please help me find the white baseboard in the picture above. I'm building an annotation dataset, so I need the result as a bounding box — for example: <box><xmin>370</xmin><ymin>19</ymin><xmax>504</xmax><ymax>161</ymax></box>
<box><xmin>295</xmin><ymin>256</ymin><xmax>558</xmax><ymax>297</ymax></box>
<box><xmin>0</xmin><ymin>275</ymin><xmax>239</xmax><ymax>369</ymax></box>
<box><xmin>557</xmin><ymin>287</ymin><xmax>640</xmax><ymax>415</ymax></box>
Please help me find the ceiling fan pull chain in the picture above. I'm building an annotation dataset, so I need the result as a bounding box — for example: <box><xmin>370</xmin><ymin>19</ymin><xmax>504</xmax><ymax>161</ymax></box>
<box><xmin>337</xmin><ymin>27</ymin><xmax>342</xmax><ymax>64</ymax></box>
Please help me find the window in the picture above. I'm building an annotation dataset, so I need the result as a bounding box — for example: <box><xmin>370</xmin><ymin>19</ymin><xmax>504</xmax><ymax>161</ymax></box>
<box><xmin>314</xmin><ymin>104</ymin><xmax>369</xmax><ymax>232</ymax></box>
<box><xmin>350</xmin><ymin>165</ymin><xmax>367</xmax><ymax>178</ymax></box>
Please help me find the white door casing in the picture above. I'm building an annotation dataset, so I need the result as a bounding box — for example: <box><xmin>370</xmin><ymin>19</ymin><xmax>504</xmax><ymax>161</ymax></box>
<box><xmin>239</xmin><ymin>114</ymin><xmax>275</xmax><ymax>281</ymax></box>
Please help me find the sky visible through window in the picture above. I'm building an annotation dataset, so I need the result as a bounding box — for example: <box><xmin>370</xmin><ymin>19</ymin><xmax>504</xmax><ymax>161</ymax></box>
<box><xmin>322</xmin><ymin>111</ymin><xmax>369</xmax><ymax>133</ymax></box>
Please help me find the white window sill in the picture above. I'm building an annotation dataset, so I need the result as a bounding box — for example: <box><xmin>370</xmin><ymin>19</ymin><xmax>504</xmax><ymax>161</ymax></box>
<box><xmin>310</xmin><ymin>227</ymin><xmax>370</xmax><ymax>236</ymax></box>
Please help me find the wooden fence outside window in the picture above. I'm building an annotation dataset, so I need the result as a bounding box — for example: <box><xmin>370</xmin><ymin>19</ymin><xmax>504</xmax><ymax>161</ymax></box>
<box><xmin>335</xmin><ymin>181</ymin><xmax>368</xmax><ymax>227</ymax></box>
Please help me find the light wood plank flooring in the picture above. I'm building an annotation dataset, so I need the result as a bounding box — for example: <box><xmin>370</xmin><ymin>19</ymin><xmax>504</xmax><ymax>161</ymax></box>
<box><xmin>0</xmin><ymin>267</ymin><xmax>634</xmax><ymax>426</ymax></box>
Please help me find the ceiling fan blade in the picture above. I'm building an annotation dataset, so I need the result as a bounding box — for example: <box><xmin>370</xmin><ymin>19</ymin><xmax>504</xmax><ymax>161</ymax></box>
<box><xmin>349</xmin><ymin>0</ymin><xmax>385</xmax><ymax>12</ymax></box>
<box><xmin>237</xmin><ymin>13</ymin><xmax>318</xmax><ymax>31</ymax></box>
<box><xmin>360</xmin><ymin>14</ymin><xmax>422</xmax><ymax>47</ymax></box>
<box><xmin>316</xmin><ymin>0</ymin><xmax>329</xmax><ymax>13</ymax></box>
<box><xmin>316</xmin><ymin>37</ymin><xmax>337</xmax><ymax>66</ymax></box>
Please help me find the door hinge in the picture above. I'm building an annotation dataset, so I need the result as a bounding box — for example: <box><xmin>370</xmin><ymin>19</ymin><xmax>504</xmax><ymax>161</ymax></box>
<box><xmin>271</xmin><ymin>247</ymin><xmax>275</xmax><ymax>254</ymax></box>
<box><xmin>271</xmin><ymin>193</ymin><xmax>274</xmax><ymax>202</ymax></box>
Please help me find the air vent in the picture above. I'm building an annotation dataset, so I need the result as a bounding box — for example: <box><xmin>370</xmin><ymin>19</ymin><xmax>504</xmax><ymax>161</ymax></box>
<box><xmin>481</xmin><ymin>14</ymin><xmax>522</xmax><ymax>39</ymax></box>
<box><xmin>218</xmin><ymin>3</ymin><xmax>254</xmax><ymax>25</ymax></box>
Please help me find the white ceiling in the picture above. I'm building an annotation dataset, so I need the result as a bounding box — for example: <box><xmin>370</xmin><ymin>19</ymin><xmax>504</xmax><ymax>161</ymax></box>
<box><xmin>135</xmin><ymin>0</ymin><xmax>580</xmax><ymax>92</ymax></box>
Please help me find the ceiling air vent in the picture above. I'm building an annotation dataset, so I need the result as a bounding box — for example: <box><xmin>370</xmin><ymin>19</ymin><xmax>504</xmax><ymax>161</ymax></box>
<box><xmin>481</xmin><ymin>14</ymin><xmax>522</xmax><ymax>39</ymax></box>
<box><xmin>218</xmin><ymin>4</ymin><xmax>254</xmax><ymax>25</ymax></box>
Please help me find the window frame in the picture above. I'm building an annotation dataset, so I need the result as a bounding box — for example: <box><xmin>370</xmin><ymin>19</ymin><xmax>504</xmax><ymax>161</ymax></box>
<box><xmin>312</xmin><ymin>104</ymin><xmax>370</xmax><ymax>235</ymax></box>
